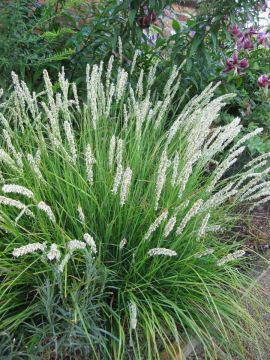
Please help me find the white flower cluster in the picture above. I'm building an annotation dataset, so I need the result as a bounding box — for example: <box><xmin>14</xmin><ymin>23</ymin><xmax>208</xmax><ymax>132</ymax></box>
<box><xmin>240</xmin><ymin>180</ymin><xmax>270</xmax><ymax>201</ymax></box>
<box><xmin>3</xmin><ymin>130</ymin><xmax>23</xmax><ymax>169</ymax></box>
<box><xmin>27</xmin><ymin>153</ymin><xmax>43</xmax><ymax>180</ymax></box>
<box><xmin>163</xmin><ymin>214</ymin><xmax>177</xmax><ymax>238</ymax></box>
<box><xmin>155</xmin><ymin>95</ymin><xmax>170</xmax><ymax>129</ymax></box>
<box><xmin>43</xmin><ymin>69</ymin><xmax>55</xmax><ymax>112</ymax></box>
<box><xmin>11</xmin><ymin>233</ymin><xmax>98</xmax><ymax>271</ymax></box>
<box><xmin>178</xmin><ymin>151</ymin><xmax>201</xmax><ymax>199</ymax></box>
<box><xmin>155</xmin><ymin>151</ymin><xmax>170</xmax><ymax>210</ymax></box>
<box><xmin>72</xmin><ymin>83</ymin><xmax>81</xmax><ymax>113</ymax></box>
<box><xmin>2</xmin><ymin>184</ymin><xmax>34</xmax><ymax>199</ymax></box>
<box><xmin>134</xmin><ymin>91</ymin><xmax>151</xmax><ymax>139</ymax></box>
<box><xmin>105</xmin><ymin>82</ymin><xmax>115</xmax><ymax>118</ymax></box>
<box><xmin>244</xmin><ymin>153</ymin><xmax>270</xmax><ymax>170</ymax></box>
<box><xmin>63</xmin><ymin>121</ymin><xmax>77</xmax><ymax>164</ymax></box>
<box><xmin>129</xmin><ymin>301</ymin><xmax>137</xmax><ymax>330</ymax></box>
<box><xmin>136</xmin><ymin>68</ymin><xmax>144</xmax><ymax>99</ymax></box>
<box><xmin>131</xmin><ymin>50</ymin><xmax>140</xmax><ymax>75</ymax></box>
<box><xmin>120</xmin><ymin>167</ymin><xmax>132</xmax><ymax>206</ymax></box>
<box><xmin>0</xmin><ymin>149</ymin><xmax>16</xmax><ymax>169</ymax></box>
<box><xmin>77</xmin><ymin>206</ymin><xmax>85</xmax><ymax>224</ymax></box>
<box><xmin>85</xmin><ymin>144</ymin><xmax>95</xmax><ymax>185</ymax></box>
<box><xmin>217</xmin><ymin>250</ymin><xmax>245</xmax><ymax>266</ymax></box>
<box><xmin>176</xmin><ymin>200</ymin><xmax>203</xmax><ymax>236</ymax></box>
<box><xmin>195</xmin><ymin>248</ymin><xmax>214</xmax><ymax>258</ymax></box>
<box><xmin>144</xmin><ymin>210</ymin><xmax>168</xmax><ymax>241</ymax></box>
<box><xmin>109</xmin><ymin>135</ymin><xmax>116</xmax><ymax>170</ymax></box>
<box><xmin>58</xmin><ymin>234</ymin><xmax>97</xmax><ymax>272</ymax></box>
<box><xmin>202</xmin><ymin>184</ymin><xmax>236</xmax><ymax>212</ymax></box>
<box><xmin>67</xmin><ymin>239</ymin><xmax>86</xmax><ymax>252</ymax></box>
<box><xmin>147</xmin><ymin>247</ymin><xmax>177</xmax><ymax>257</ymax></box>
<box><xmin>47</xmin><ymin>243</ymin><xmax>61</xmax><ymax>261</ymax></box>
<box><xmin>230</xmin><ymin>128</ymin><xmax>263</xmax><ymax>154</ymax></box>
<box><xmin>83</xmin><ymin>233</ymin><xmax>97</xmax><ymax>254</ymax></box>
<box><xmin>0</xmin><ymin>195</ymin><xmax>34</xmax><ymax>217</ymax></box>
<box><xmin>58</xmin><ymin>253</ymin><xmax>71</xmax><ymax>273</ymax></box>
<box><xmin>106</xmin><ymin>56</ymin><xmax>114</xmax><ymax>93</ymax></box>
<box><xmin>171</xmin><ymin>152</ymin><xmax>179</xmax><ymax>187</ymax></box>
<box><xmin>208</xmin><ymin>146</ymin><xmax>245</xmax><ymax>193</ymax></box>
<box><xmin>37</xmin><ymin>201</ymin><xmax>56</xmax><ymax>223</ymax></box>
<box><xmin>116</xmin><ymin>69</ymin><xmax>128</xmax><ymax>101</ymax></box>
<box><xmin>198</xmin><ymin>213</ymin><xmax>210</xmax><ymax>239</ymax></box>
<box><xmin>112</xmin><ymin>138</ymin><xmax>123</xmax><ymax>195</ymax></box>
<box><xmin>119</xmin><ymin>238</ymin><xmax>127</xmax><ymax>249</ymax></box>
<box><xmin>42</xmin><ymin>101</ymin><xmax>61</xmax><ymax>141</ymax></box>
<box><xmin>250</xmin><ymin>196</ymin><xmax>270</xmax><ymax>212</ymax></box>
<box><xmin>12</xmin><ymin>242</ymin><xmax>46</xmax><ymax>257</ymax></box>
<box><xmin>163</xmin><ymin>65</ymin><xmax>179</xmax><ymax>97</ymax></box>
<box><xmin>147</xmin><ymin>61</ymin><xmax>159</xmax><ymax>89</ymax></box>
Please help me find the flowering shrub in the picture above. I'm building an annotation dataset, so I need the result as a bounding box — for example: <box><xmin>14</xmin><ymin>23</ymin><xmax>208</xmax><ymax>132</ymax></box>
<box><xmin>148</xmin><ymin>5</ymin><xmax>269</xmax><ymax>155</ymax></box>
<box><xmin>0</xmin><ymin>60</ymin><xmax>269</xmax><ymax>358</ymax></box>
<box><xmin>218</xmin><ymin>23</ymin><xmax>270</xmax><ymax>155</ymax></box>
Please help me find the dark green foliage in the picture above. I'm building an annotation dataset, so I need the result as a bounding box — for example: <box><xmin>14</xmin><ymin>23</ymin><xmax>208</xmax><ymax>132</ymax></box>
<box><xmin>0</xmin><ymin>332</ymin><xmax>29</xmax><ymax>359</ymax></box>
<box><xmin>0</xmin><ymin>0</ymin><xmax>171</xmax><ymax>90</ymax></box>
<box><xmin>0</xmin><ymin>0</ymin><xmax>263</xmax><ymax>89</ymax></box>
<box><xmin>0</xmin><ymin>0</ymin><xmax>76</xmax><ymax>90</ymax></box>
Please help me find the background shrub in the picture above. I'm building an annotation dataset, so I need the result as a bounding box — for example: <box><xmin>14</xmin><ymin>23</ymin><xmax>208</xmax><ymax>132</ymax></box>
<box><xmin>0</xmin><ymin>0</ymin><xmax>268</xmax><ymax>157</ymax></box>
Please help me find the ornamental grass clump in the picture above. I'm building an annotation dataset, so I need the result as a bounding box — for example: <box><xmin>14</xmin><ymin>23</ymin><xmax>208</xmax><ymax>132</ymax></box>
<box><xmin>0</xmin><ymin>59</ymin><xmax>269</xmax><ymax>359</ymax></box>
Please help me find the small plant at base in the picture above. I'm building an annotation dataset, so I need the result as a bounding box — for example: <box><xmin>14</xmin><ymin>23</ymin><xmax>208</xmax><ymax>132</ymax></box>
<box><xmin>0</xmin><ymin>60</ymin><xmax>269</xmax><ymax>359</ymax></box>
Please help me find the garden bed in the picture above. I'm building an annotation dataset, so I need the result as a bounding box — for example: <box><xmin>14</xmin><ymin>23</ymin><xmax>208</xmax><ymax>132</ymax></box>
<box><xmin>0</xmin><ymin>1</ymin><xmax>269</xmax><ymax>359</ymax></box>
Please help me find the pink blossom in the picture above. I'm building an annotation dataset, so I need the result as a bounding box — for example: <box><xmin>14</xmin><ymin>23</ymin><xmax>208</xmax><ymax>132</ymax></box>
<box><xmin>229</xmin><ymin>24</ymin><xmax>243</xmax><ymax>39</ymax></box>
<box><xmin>244</xmin><ymin>27</ymin><xmax>258</xmax><ymax>37</ymax></box>
<box><xmin>224</xmin><ymin>52</ymin><xmax>249</xmax><ymax>74</ymax></box>
<box><xmin>258</xmin><ymin>74</ymin><xmax>270</xmax><ymax>88</ymax></box>
<box><xmin>241</xmin><ymin>37</ymin><xmax>254</xmax><ymax>49</ymax></box>
<box><xmin>142</xmin><ymin>15</ymin><xmax>150</xmax><ymax>27</ymax></box>
<box><xmin>238</xmin><ymin>27</ymin><xmax>258</xmax><ymax>50</ymax></box>
<box><xmin>151</xmin><ymin>11</ymin><xmax>157</xmax><ymax>22</ymax></box>
<box><xmin>239</xmin><ymin>58</ymin><xmax>249</xmax><ymax>68</ymax></box>
<box><xmin>257</xmin><ymin>32</ymin><xmax>270</xmax><ymax>47</ymax></box>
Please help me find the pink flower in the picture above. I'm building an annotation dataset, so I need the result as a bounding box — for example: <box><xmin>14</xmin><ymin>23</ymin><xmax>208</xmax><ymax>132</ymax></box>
<box><xmin>241</xmin><ymin>37</ymin><xmax>254</xmax><ymax>49</ymax></box>
<box><xmin>238</xmin><ymin>27</ymin><xmax>258</xmax><ymax>50</ymax></box>
<box><xmin>229</xmin><ymin>24</ymin><xmax>243</xmax><ymax>39</ymax></box>
<box><xmin>257</xmin><ymin>32</ymin><xmax>270</xmax><ymax>47</ymax></box>
<box><xmin>142</xmin><ymin>15</ymin><xmax>150</xmax><ymax>27</ymax></box>
<box><xmin>239</xmin><ymin>58</ymin><xmax>249</xmax><ymax>68</ymax></box>
<box><xmin>151</xmin><ymin>11</ymin><xmax>157</xmax><ymax>22</ymax></box>
<box><xmin>224</xmin><ymin>53</ymin><xmax>249</xmax><ymax>74</ymax></box>
<box><xmin>258</xmin><ymin>74</ymin><xmax>270</xmax><ymax>88</ymax></box>
<box><xmin>244</xmin><ymin>27</ymin><xmax>258</xmax><ymax>37</ymax></box>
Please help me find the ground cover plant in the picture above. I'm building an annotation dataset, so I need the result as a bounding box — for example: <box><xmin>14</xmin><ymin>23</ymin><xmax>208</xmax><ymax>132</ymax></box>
<box><xmin>0</xmin><ymin>59</ymin><xmax>269</xmax><ymax>359</ymax></box>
